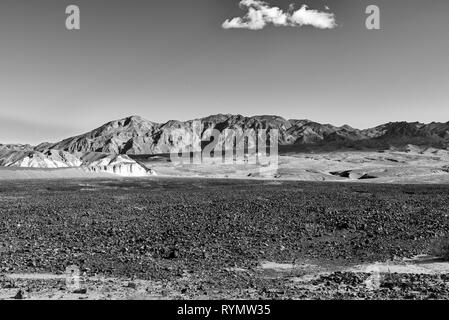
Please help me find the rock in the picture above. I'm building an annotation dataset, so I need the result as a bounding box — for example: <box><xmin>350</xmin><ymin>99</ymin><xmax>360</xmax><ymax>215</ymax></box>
<box><xmin>127</xmin><ymin>282</ymin><xmax>138</xmax><ymax>290</ymax></box>
<box><xmin>167</xmin><ymin>248</ymin><xmax>179</xmax><ymax>259</ymax></box>
<box><xmin>73</xmin><ymin>288</ymin><xmax>87</xmax><ymax>294</ymax></box>
<box><xmin>14</xmin><ymin>290</ymin><xmax>26</xmax><ymax>299</ymax></box>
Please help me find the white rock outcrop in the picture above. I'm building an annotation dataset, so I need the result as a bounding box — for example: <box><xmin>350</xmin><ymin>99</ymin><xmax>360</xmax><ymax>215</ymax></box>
<box><xmin>83</xmin><ymin>154</ymin><xmax>156</xmax><ymax>177</ymax></box>
<box><xmin>0</xmin><ymin>150</ymin><xmax>82</xmax><ymax>168</ymax></box>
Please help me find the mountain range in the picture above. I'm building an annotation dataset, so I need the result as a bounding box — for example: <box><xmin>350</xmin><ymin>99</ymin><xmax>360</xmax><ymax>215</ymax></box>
<box><xmin>1</xmin><ymin>114</ymin><xmax>448</xmax><ymax>174</ymax></box>
<box><xmin>34</xmin><ymin>114</ymin><xmax>449</xmax><ymax>154</ymax></box>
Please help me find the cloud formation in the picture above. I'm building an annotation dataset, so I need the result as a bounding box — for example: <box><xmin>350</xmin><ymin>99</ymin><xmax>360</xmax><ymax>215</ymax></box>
<box><xmin>222</xmin><ymin>0</ymin><xmax>336</xmax><ymax>30</ymax></box>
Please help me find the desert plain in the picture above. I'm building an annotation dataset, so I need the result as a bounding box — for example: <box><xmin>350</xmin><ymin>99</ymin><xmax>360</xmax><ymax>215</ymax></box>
<box><xmin>1</xmin><ymin>146</ymin><xmax>449</xmax><ymax>299</ymax></box>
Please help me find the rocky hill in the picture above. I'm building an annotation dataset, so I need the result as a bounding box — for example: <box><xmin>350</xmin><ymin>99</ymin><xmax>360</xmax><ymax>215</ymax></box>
<box><xmin>0</xmin><ymin>149</ymin><xmax>82</xmax><ymax>168</ymax></box>
<box><xmin>0</xmin><ymin>144</ymin><xmax>154</xmax><ymax>177</ymax></box>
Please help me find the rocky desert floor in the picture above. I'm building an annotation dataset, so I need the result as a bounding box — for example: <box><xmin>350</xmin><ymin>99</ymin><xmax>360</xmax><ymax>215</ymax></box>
<box><xmin>135</xmin><ymin>147</ymin><xmax>449</xmax><ymax>184</ymax></box>
<box><xmin>2</xmin><ymin>147</ymin><xmax>449</xmax><ymax>184</ymax></box>
<box><xmin>1</xmin><ymin>177</ymin><xmax>449</xmax><ymax>299</ymax></box>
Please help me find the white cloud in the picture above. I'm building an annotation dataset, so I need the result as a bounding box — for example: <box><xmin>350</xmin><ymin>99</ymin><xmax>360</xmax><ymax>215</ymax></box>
<box><xmin>289</xmin><ymin>5</ymin><xmax>336</xmax><ymax>29</ymax></box>
<box><xmin>222</xmin><ymin>1</ymin><xmax>336</xmax><ymax>30</ymax></box>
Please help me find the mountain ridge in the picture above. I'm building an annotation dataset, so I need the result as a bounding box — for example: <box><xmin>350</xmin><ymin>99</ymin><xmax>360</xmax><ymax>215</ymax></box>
<box><xmin>34</xmin><ymin>115</ymin><xmax>449</xmax><ymax>155</ymax></box>
<box><xmin>3</xmin><ymin>115</ymin><xmax>449</xmax><ymax>156</ymax></box>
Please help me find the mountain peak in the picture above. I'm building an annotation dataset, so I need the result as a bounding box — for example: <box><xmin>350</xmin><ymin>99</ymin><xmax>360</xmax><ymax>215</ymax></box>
<box><xmin>120</xmin><ymin>115</ymin><xmax>148</xmax><ymax>124</ymax></box>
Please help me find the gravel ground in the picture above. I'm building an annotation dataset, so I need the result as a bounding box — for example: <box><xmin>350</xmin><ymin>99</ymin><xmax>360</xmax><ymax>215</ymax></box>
<box><xmin>1</xmin><ymin>178</ymin><xmax>449</xmax><ymax>299</ymax></box>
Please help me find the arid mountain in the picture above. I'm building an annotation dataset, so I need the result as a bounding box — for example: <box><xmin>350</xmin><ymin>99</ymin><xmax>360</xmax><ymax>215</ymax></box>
<box><xmin>34</xmin><ymin>115</ymin><xmax>294</xmax><ymax>155</ymax></box>
<box><xmin>352</xmin><ymin>122</ymin><xmax>449</xmax><ymax>150</ymax></box>
<box><xmin>35</xmin><ymin>116</ymin><xmax>160</xmax><ymax>154</ymax></box>
<box><xmin>33</xmin><ymin>115</ymin><xmax>449</xmax><ymax>155</ymax></box>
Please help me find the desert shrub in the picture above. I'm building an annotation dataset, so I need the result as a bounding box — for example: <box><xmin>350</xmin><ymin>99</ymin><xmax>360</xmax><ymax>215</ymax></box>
<box><xmin>431</xmin><ymin>237</ymin><xmax>449</xmax><ymax>260</ymax></box>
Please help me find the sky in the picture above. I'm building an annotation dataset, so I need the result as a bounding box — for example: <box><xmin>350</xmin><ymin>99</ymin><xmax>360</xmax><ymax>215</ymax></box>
<box><xmin>0</xmin><ymin>0</ymin><xmax>448</xmax><ymax>144</ymax></box>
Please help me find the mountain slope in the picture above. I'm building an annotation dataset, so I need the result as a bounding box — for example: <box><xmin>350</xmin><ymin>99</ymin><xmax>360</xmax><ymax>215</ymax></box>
<box><xmin>36</xmin><ymin>116</ymin><xmax>160</xmax><ymax>154</ymax></box>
